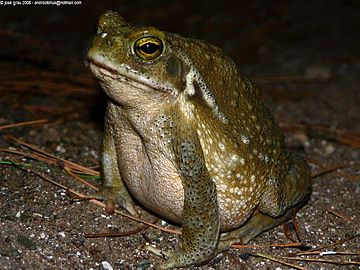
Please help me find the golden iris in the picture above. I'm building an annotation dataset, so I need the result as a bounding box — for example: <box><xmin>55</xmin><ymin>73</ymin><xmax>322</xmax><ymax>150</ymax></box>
<box><xmin>133</xmin><ymin>36</ymin><xmax>163</xmax><ymax>61</ymax></box>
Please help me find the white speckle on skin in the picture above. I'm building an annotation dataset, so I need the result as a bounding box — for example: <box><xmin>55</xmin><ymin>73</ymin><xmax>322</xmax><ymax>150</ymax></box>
<box><xmin>184</xmin><ymin>69</ymin><xmax>197</xmax><ymax>96</ymax></box>
<box><xmin>241</xmin><ymin>134</ymin><xmax>250</xmax><ymax>144</ymax></box>
<box><xmin>103</xmin><ymin>153</ymin><xmax>111</xmax><ymax>164</ymax></box>
<box><xmin>236</xmin><ymin>173</ymin><xmax>244</xmax><ymax>180</ymax></box>
<box><xmin>218</xmin><ymin>142</ymin><xmax>225</xmax><ymax>151</ymax></box>
<box><xmin>220</xmin><ymin>184</ymin><xmax>228</xmax><ymax>190</ymax></box>
<box><xmin>250</xmin><ymin>175</ymin><xmax>256</xmax><ymax>182</ymax></box>
<box><xmin>100</xmin><ymin>32</ymin><xmax>108</xmax><ymax>38</ymax></box>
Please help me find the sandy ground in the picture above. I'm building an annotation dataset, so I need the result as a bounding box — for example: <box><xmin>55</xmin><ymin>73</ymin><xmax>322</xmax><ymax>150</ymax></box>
<box><xmin>0</xmin><ymin>1</ymin><xmax>359</xmax><ymax>269</ymax></box>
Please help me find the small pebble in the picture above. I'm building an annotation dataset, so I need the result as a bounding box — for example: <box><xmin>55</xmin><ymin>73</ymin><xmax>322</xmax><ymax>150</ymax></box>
<box><xmin>101</xmin><ymin>261</ymin><xmax>113</xmax><ymax>270</ymax></box>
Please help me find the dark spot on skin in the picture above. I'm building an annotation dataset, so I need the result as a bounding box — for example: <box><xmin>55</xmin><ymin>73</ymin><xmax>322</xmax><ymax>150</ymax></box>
<box><xmin>166</xmin><ymin>55</ymin><xmax>181</xmax><ymax>76</ymax></box>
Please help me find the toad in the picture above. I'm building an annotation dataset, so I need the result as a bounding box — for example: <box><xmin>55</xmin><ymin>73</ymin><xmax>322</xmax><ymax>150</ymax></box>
<box><xmin>87</xmin><ymin>11</ymin><xmax>311</xmax><ymax>269</ymax></box>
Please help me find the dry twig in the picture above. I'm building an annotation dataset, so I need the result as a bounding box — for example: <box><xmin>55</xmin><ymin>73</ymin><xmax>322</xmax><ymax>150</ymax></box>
<box><xmin>251</xmin><ymin>253</ymin><xmax>310</xmax><ymax>270</ymax></box>
<box><xmin>0</xmin><ymin>119</ymin><xmax>48</xmax><ymax>130</ymax></box>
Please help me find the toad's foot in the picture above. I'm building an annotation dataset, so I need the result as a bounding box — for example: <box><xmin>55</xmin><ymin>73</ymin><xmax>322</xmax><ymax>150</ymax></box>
<box><xmin>219</xmin><ymin>210</ymin><xmax>293</xmax><ymax>248</ymax></box>
<box><xmin>145</xmin><ymin>245</ymin><xmax>215</xmax><ymax>270</ymax></box>
<box><xmin>90</xmin><ymin>186</ymin><xmax>138</xmax><ymax>217</ymax></box>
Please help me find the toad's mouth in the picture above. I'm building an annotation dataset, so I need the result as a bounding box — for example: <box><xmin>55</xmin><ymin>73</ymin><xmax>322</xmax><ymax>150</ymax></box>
<box><xmin>87</xmin><ymin>57</ymin><xmax>178</xmax><ymax>95</ymax></box>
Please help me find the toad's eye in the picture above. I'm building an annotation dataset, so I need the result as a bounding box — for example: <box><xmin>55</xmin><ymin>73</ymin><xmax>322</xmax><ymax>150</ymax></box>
<box><xmin>133</xmin><ymin>36</ymin><xmax>163</xmax><ymax>61</ymax></box>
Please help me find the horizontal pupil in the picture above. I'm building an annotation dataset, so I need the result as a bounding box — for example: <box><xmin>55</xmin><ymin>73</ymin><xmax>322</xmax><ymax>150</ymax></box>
<box><xmin>140</xmin><ymin>42</ymin><xmax>160</xmax><ymax>54</ymax></box>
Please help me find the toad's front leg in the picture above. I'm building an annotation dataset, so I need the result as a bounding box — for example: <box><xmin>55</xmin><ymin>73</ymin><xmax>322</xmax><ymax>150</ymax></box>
<box><xmin>157</xmin><ymin>126</ymin><xmax>220</xmax><ymax>269</ymax></box>
<box><xmin>91</xmin><ymin>105</ymin><xmax>137</xmax><ymax>216</ymax></box>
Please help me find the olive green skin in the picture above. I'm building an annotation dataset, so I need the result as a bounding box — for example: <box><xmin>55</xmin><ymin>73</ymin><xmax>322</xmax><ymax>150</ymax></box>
<box><xmin>87</xmin><ymin>11</ymin><xmax>311</xmax><ymax>269</ymax></box>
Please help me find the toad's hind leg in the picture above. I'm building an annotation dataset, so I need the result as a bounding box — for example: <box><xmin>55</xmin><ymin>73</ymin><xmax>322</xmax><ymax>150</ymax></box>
<box><xmin>220</xmin><ymin>154</ymin><xmax>311</xmax><ymax>249</ymax></box>
<box><xmin>258</xmin><ymin>154</ymin><xmax>311</xmax><ymax>219</ymax></box>
<box><xmin>219</xmin><ymin>208</ymin><xmax>296</xmax><ymax>251</ymax></box>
